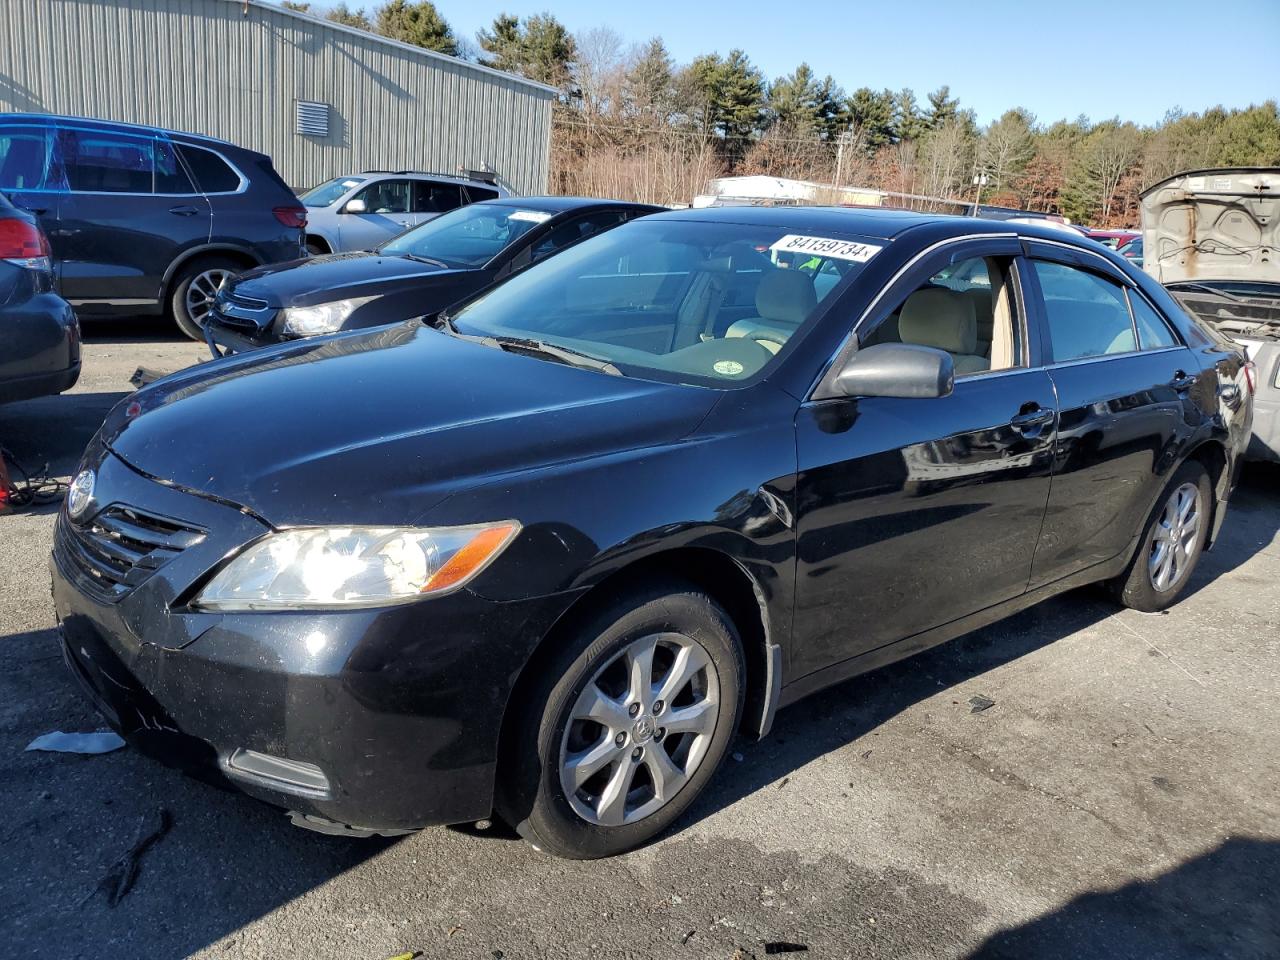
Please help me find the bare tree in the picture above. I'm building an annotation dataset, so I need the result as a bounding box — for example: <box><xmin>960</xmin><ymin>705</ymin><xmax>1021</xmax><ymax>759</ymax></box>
<box><xmin>979</xmin><ymin>108</ymin><xmax>1036</xmax><ymax>195</ymax></box>
<box><xmin>573</xmin><ymin>26</ymin><xmax>625</xmax><ymax>117</ymax></box>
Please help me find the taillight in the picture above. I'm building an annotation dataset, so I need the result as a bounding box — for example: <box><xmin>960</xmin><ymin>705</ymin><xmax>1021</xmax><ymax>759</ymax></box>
<box><xmin>0</xmin><ymin>217</ymin><xmax>52</xmax><ymax>269</ymax></box>
<box><xmin>1243</xmin><ymin>360</ymin><xmax>1256</xmax><ymax>396</ymax></box>
<box><xmin>273</xmin><ymin>206</ymin><xmax>307</xmax><ymax>228</ymax></box>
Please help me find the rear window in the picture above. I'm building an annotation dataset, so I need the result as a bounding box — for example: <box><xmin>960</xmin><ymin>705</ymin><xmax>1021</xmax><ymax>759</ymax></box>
<box><xmin>177</xmin><ymin>145</ymin><xmax>242</xmax><ymax>193</ymax></box>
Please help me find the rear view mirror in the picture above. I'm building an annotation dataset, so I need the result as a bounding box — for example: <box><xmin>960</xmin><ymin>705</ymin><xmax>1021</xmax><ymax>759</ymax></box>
<box><xmin>343</xmin><ymin>198</ymin><xmax>367</xmax><ymax>214</ymax></box>
<box><xmin>832</xmin><ymin>342</ymin><xmax>955</xmax><ymax>399</ymax></box>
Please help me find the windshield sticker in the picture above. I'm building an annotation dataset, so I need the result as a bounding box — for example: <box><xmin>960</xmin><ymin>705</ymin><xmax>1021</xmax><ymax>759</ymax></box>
<box><xmin>769</xmin><ymin>234</ymin><xmax>883</xmax><ymax>263</ymax></box>
<box><xmin>509</xmin><ymin>210</ymin><xmax>554</xmax><ymax>223</ymax></box>
<box><xmin>341</xmin><ymin>179</ymin><xmax>362</xmax><ymax>188</ymax></box>
<box><xmin>713</xmin><ymin>359</ymin><xmax>745</xmax><ymax>376</ymax></box>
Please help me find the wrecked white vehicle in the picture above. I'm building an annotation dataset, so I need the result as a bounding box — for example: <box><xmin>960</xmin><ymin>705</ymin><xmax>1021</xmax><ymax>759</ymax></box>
<box><xmin>1141</xmin><ymin>168</ymin><xmax>1279</xmax><ymax>462</ymax></box>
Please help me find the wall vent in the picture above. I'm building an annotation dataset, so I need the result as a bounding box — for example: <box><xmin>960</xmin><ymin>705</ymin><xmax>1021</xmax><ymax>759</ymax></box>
<box><xmin>295</xmin><ymin>100</ymin><xmax>330</xmax><ymax>137</ymax></box>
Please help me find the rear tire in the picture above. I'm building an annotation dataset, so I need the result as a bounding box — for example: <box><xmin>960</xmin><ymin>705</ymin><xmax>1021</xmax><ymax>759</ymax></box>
<box><xmin>496</xmin><ymin>581</ymin><xmax>745</xmax><ymax>859</ymax></box>
<box><xmin>1110</xmin><ymin>461</ymin><xmax>1211</xmax><ymax>612</ymax></box>
<box><xmin>169</xmin><ymin>256</ymin><xmax>241</xmax><ymax>340</ymax></box>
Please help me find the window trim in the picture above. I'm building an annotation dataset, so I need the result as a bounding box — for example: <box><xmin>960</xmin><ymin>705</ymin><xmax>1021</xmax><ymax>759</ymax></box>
<box><xmin>808</xmin><ymin>234</ymin><xmax>1024</xmax><ymax>402</ymax></box>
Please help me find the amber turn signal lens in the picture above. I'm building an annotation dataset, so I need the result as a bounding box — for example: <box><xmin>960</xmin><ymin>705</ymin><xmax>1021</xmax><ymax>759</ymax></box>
<box><xmin>421</xmin><ymin>523</ymin><xmax>519</xmax><ymax>593</ymax></box>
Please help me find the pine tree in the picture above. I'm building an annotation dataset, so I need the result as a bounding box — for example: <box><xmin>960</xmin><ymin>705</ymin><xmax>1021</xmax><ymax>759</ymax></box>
<box><xmin>375</xmin><ymin>1</ymin><xmax>457</xmax><ymax>56</ymax></box>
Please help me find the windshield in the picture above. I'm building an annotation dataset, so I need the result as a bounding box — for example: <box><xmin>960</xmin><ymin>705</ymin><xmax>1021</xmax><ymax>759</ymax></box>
<box><xmin>448</xmin><ymin>219</ymin><xmax>882</xmax><ymax>387</ymax></box>
<box><xmin>300</xmin><ymin>176</ymin><xmax>366</xmax><ymax>208</ymax></box>
<box><xmin>380</xmin><ymin>202</ymin><xmax>553</xmax><ymax>269</ymax></box>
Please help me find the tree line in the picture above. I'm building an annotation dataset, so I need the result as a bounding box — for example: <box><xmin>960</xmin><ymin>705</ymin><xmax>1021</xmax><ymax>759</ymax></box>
<box><xmin>279</xmin><ymin>2</ymin><xmax>1280</xmax><ymax>226</ymax></box>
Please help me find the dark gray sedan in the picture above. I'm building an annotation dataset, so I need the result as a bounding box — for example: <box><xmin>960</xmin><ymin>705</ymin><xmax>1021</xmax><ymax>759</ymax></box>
<box><xmin>0</xmin><ymin>192</ymin><xmax>79</xmax><ymax>404</ymax></box>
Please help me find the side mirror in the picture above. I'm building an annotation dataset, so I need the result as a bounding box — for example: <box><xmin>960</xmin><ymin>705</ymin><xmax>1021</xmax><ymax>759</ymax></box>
<box><xmin>342</xmin><ymin>198</ymin><xmax>367</xmax><ymax>214</ymax></box>
<box><xmin>831</xmin><ymin>342</ymin><xmax>955</xmax><ymax>399</ymax></box>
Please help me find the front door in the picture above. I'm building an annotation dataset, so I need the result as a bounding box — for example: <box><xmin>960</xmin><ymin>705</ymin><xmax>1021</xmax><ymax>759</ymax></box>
<box><xmin>339</xmin><ymin>178</ymin><xmax>416</xmax><ymax>250</ymax></box>
<box><xmin>791</xmin><ymin>242</ymin><xmax>1057</xmax><ymax>680</ymax></box>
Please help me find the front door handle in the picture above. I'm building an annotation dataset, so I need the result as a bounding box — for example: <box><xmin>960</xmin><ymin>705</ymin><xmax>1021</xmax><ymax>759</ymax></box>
<box><xmin>1169</xmin><ymin>370</ymin><xmax>1198</xmax><ymax>392</ymax></box>
<box><xmin>1010</xmin><ymin>406</ymin><xmax>1055</xmax><ymax>431</ymax></box>
<box><xmin>168</xmin><ymin>205</ymin><xmax>200</xmax><ymax>217</ymax></box>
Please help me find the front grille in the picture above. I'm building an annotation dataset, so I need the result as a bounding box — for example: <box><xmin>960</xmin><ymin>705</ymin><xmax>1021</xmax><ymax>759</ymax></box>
<box><xmin>226</xmin><ymin>290</ymin><xmax>270</xmax><ymax>310</ymax></box>
<box><xmin>55</xmin><ymin>506</ymin><xmax>205</xmax><ymax>602</ymax></box>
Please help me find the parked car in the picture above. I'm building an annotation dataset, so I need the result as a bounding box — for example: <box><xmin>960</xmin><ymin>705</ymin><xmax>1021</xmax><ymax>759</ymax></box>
<box><xmin>52</xmin><ymin>208</ymin><xmax>1251</xmax><ymax>859</ymax></box>
<box><xmin>0</xmin><ymin>191</ymin><xmax>79</xmax><ymax>404</ymax></box>
<box><xmin>1117</xmin><ymin>236</ymin><xmax>1144</xmax><ymax>267</ymax></box>
<box><xmin>1085</xmin><ymin>229</ymin><xmax>1140</xmax><ymax>249</ymax></box>
<box><xmin>1141</xmin><ymin>167</ymin><xmax>1277</xmax><ymax>461</ymax></box>
<box><xmin>204</xmin><ymin>197</ymin><xmax>663</xmax><ymax>357</ymax></box>
<box><xmin>0</xmin><ymin>113</ymin><xmax>306</xmax><ymax>339</ymax></box>
<box><xmin>298</xmin><ymin>170</ymin><xmax>507</xmax><ymax>255</ymax></box>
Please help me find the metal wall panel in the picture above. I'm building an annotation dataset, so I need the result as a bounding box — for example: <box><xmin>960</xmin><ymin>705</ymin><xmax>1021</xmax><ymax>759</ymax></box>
<box><xmin>0</xmin><ymin>0</ymin><xmax>555</xmax><ymax>194</ymax></box>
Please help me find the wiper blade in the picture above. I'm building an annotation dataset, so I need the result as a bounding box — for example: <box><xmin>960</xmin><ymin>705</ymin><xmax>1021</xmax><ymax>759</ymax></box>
<box><xmin>400</xmin><ymin>253</ymin><xmax>450</xmax><ymax>268</ymax></box>
<box><xmin>491</xmin><ymin>336</ymin><xmax>624</xmax><ymax>376</ymax></box>
<box><xmin>1172</xmin><ymin>282</ymin><xmax>1247</xmax><ymax>304</ymax></box>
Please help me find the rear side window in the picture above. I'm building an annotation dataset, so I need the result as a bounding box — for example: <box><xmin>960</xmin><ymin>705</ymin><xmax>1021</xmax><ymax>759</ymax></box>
<box><xmin>0</xmin><ymin>125</ymin><xmax>51</xmax><ymax>190</ymax></box>
<box><xmin>1128</xmin><ymin>290</ymin><xmax>1179</xmax><ymax>349</ymax></box>
<box><xmin>59</xmin><ymin>129</ymin><xmax>154</xmax><ymax>193</ymax></box>
<box><xmin>1034</xmin><ymin>260</ymin><xmax>1135</xmax><ymax>362</ymax></box>
<box><xmin>465</xmin><ymin>185</ymin><xmax>499</xmax><ymax>202</ymax></box>
<box><xmin>529</xmin><ymin>211</ymin><xmax>625</xmax><ymax>262</ymax></box>
<box><xmin>414</xmin><ymin>181</ymin><xmax>465</xmax><ymax>213</ymax></box>
<box><xmin>177</xmin><ymin>144</ymin><xmax>242</xmax><ymax>193</ymax></box>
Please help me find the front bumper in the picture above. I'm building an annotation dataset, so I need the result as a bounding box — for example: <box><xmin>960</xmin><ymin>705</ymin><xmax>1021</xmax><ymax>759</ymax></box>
<box><xmin>205</xmin><ymin>317</ymin><xmax>277</xmax><ymax>359</ymax></box>
<box><xmin>50</xmin><ymin>451</ymin><xmax>576</xmax><ymax>831</ymax></box>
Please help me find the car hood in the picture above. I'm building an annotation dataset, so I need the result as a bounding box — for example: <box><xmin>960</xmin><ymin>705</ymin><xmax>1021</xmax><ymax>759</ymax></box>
<box><xmin>1140</xmin><ymin>168</ymin><xmax>1280</xmax><ymax>284</ymax></box>
<box><xmin>100</xmin><ymin>323</ymin><xmax>719</xmax><ymax>526</ymax></box>
<box><xmin>229</xmin><ymin>251</ymin><xmax>468</xmax><ymax>307</ymax></box>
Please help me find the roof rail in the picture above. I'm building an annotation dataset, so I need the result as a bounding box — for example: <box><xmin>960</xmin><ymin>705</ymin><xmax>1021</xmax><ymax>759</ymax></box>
<box><xmin>359</xmin><ymin>168</ymin><xmax>499</xmax><ymax>183</ymax></box>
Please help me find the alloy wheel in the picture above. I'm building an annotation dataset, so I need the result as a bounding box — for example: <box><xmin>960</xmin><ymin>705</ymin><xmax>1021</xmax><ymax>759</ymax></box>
<box><xmin>184</xmin><ymin>268</ymin><xmax>234</xmax><ymax>329</ymax></box>
<box><xmin>559</xmin><ymin>632</ymin><xmax>720</xmax><ymax>827</ymax></box>
<box><xmin>1148</xmin><ymin>481</ymin><xmax>1202</xmax><ymax>592</ymax></box>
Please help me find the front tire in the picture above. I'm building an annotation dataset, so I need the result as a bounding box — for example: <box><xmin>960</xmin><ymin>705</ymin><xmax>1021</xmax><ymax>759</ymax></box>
<box><xmin>497</xmin><ymin>582</ymin><xmax>745</xmax><ymax>859</ymax></box>
<box><xmin>1111</xmin><ymin>461</ymin><xmax>1211</xmax><ymax>612</ymax></box>
<box><xmin>169</xmin><ymin>256</ymin><xmax>240</xmax><ymax>340</ymax></box>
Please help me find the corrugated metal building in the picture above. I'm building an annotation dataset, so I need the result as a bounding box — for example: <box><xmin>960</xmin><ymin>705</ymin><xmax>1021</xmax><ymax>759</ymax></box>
<box><xmin>0</xmin><ymin>0</ymin><xmax>556</xmax><ymax>193</ymax></box>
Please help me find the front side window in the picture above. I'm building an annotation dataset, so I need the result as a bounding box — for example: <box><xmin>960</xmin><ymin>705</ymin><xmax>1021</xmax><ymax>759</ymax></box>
<box><xmin>862</xmin><ymin>255</ymin><xmax>1022</xmax><ymax>376</ymax></box>
<box><xmin>0</xmin><ymin>125</ymin><xmax>51</xmax><ymax>190</ymax></box>
<box><xmin>353</xmin><ymin>179</ymin><xmax>411</xmax><ymax>214</ymax></box>
<box><xmin>448</xmin><ymin>219</ymin><xmax>880</xmax><ymax>387</ymax></box>
<box><xmin>59</xmin><ymin>129</ymin><xmax>154</xmax><ymax>193</ymax></box>
<box><xmin>1034</xmin><ymin>260</ymin><xmax>1135</xmax><ymax>362</ymax></box>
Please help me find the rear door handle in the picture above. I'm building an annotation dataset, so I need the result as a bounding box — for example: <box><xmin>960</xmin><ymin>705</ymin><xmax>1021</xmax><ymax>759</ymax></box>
<box><xmin>1010</xmin><ymin>406</ymin><xmax>1055</xmax><ymax>431</ymax></box>
<box><xmin>1169</xmin><ymin>370</ymin><xmax>1198</xmax><ymax>392</ymax></box>
<box><xmin>168</xmin><ymin>205</ymin><xmax>200</xmax><ymax>217</ymax></box>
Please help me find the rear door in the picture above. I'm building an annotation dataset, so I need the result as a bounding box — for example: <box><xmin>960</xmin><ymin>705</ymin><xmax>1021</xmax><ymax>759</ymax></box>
<box><xmin>338</xmin><ymin>177</ymin><xmax>415</xmax><ymax>250</ymax></box>
<box><xmin>54</xmin><ymin>123</ymin><xmax>210</xmax><ymax>308</ymax></box>
<box><xmin>0</xmin><ymin>118</ymin><xmax>63</xmax><ymax>274</ymax></box>
<box><xmin>1022</xmin><ymin>240</ymin><xmax>1202</xmax><ymax>587</ymax></box>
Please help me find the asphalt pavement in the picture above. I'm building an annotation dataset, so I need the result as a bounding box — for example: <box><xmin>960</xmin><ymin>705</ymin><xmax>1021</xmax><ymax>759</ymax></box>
<box><xmin>1</xmin><ymin>320</ymin><xmax>1277</xmax><ymax>959</ymax></box>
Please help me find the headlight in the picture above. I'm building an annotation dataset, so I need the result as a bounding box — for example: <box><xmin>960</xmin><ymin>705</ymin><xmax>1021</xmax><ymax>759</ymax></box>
<box><xmin>193</xmin><ymin>522</ymin><xmax>519</xmax><ymax>611</ymax></box>
<box><xmin>280</xmin><ymin>297</ymin><xmax>377</xmax><ymax>337</ymax></box>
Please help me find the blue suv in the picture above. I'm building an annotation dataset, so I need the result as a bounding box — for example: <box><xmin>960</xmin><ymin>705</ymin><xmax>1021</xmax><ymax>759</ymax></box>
<box><xmin>0</xmin><ymin>114</ymin><xmax>306</xmax><ymax>338</ymax></box>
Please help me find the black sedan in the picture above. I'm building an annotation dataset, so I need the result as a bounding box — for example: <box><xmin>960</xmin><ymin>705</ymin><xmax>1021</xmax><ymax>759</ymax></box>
<box><xmin>52</xmin><ymin>208</ymin><xmax>1252</xmax><ymax>859</ymax></box>
<box><xmin>204</xmin><ymin>196</ymin><xmax>662</xmax><ymax>357</ymax></box>
<box><xmin>0</xmin><ymin>192</ymin><xmax>79</xmax><ymax>404</ymax></box>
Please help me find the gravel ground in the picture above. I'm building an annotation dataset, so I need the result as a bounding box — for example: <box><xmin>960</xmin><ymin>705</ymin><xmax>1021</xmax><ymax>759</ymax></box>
<box><xmin>2</xmin><ymin>323</ymin><xmax>1277</xmax><ymax>960</ymax></box>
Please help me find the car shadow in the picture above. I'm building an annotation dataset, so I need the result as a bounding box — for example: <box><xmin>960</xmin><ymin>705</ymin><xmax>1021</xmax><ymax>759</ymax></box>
<box><xmin>967</xmin><ymin>836</ymin><xmax>1280</xmax><ymax>958</ymax></box>
<box><xmin>0</xmin><ymin>391</ymin><xmax>129</xmax><ymax>479</ymax></box>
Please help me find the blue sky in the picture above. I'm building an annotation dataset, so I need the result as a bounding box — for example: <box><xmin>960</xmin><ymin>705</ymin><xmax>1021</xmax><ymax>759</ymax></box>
<box><xmin>433</xmin><ymin>0</ymin><xmax>1279</xmax><ymax>126</ymax></box>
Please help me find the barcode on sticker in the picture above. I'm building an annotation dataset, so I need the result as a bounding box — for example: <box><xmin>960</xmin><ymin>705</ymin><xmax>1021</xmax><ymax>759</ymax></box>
<box><xmin>770</xmin><ymin>235</ymin><xmax>883</xmax><ymax>263</ymax></box>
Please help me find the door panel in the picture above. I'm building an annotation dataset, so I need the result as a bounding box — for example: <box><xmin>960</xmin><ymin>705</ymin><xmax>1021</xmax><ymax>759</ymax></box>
<box><xmin>792</xmin><ymin>369</ymin><xmax>1058</xmax><ymax>679</ymax></box>
<box><xmin>1029</xmin><ymin>348</ymin><xmax>1200</xmax><ymax>586</ymax></box>
<box><xmin>339</xmin><ymin>179</ymin><xmax>415</xmax><ymax>250</ymax></box>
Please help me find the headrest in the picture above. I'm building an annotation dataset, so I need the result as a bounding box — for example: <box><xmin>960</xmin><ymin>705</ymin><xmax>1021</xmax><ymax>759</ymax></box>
<box><xmin>899</xmin><ymin>288</ymin><xmax>978</xmax><ymax>355</ymax></box>
<box><xmin>756</xmin><ymin>269</ymin><xmax>817</xmax><ymax>325</ymax></box>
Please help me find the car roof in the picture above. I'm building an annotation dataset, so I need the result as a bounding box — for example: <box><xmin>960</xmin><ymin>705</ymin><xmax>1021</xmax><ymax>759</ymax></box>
<box><xmin>475</xmin><ymin>196</ymin><xmax>666</xmax><ymax>214</ymax></box>
<box><xmin>356</xmin><ymin>170</ymin><xmax>503</xmax><ymax>188</ymax></box>
<box><xmin>0</xmin><ymin>112</ymin><xmax>239</xmax><ymax>149</ymax></box>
